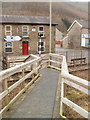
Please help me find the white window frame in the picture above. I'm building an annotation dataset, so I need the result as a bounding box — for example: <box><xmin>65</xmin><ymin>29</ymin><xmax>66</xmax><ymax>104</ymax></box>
<box><xmin>37</xmin><ymin>41</ymin><xmax>45</xmax><ymax>53</ymax></box>
<box><xmin>5</xmin><ymin>25</ymin><xmax>12</xmax><ymax>36</ymax></box>
<box><xmin>81</xmin><ymin>34</ymin><xmax>90</xmax><ymax>47</ymax></box>
<box><xmin>4</xmin><ymin>42</ymin><xmax>13</xmax><ymax>53</ymax></box>
<box><xmin>22</xmin><ymin>26</ymin><xmax>29</xmax><ymax>38</ymax></box>
<box><xmin>38</xmin><ymin>26</ymin><xmax>45</xmax><ymax>37</ymax></box>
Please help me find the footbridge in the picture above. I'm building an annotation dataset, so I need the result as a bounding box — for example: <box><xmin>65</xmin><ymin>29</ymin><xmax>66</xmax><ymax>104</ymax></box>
<box><xmin>0</xmin><ymin>53</ymin><xmax>90</xmax><ymax>119</ymax></box>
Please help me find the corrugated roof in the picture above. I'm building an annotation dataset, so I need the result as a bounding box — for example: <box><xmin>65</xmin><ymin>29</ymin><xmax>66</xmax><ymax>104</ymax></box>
<box><xmin>0</xmin><ymin>15</ymin><xmax>57</xmax><ymax>25</ymax></box>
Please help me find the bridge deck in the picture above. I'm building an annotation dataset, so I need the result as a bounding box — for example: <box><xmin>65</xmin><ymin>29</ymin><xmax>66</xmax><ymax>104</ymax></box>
<box><xmin>4</xmin><ymin>68</ymin><xmax>59</xmax><ymax>118</ymax></box>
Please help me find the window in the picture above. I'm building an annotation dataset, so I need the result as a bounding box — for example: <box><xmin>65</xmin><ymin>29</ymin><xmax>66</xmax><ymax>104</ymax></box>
<box><xmin>88</xmin><ymin>38</ymin><xmax>90</xmax><ymax>45</ymax></box>
<box><xmin>81</xmin><ymin>34</ymin><xmax>90</xmax><ymax>47</ymax></box>
<box><xmin>37</xmin><ymin>41</ymin><xmax>45</xmax><ymax>53</ymax></box>
<box><xmin>38</xmin><ymin>26</ymin><xmax>44</xmax><ymax>37</ymax></box>
<box><xmin>5</xmin><ymin>42</ymin><xmax>12</xmax><ymax>53</ymax></box>
<box><xmin>22</xmin><ymin>26</ymin><xmax>29</xmax><ymax>37</ymax></box>
<box><xmin>85</xmin><ymin>38</ymin><xmax>90</xmax><ymax>46</ymax></box>
<box><xmin>5</xmin><ymin>25</ymin><xmax>12</xmax><ymax>36</ymax></box>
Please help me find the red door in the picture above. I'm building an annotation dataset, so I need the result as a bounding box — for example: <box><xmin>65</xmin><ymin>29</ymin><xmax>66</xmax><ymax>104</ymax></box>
<box><xmin>22</xmin><ymin>41</ymin><xmax>28</xmax><ymax>55</ymax></box>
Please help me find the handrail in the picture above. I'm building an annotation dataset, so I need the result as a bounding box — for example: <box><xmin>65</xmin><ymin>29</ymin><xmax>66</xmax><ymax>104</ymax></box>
<box><xmin>60</xmin><ymin>55</ymin><xmax>90</xmax><ymax>118</ymax></box>
<box><xmin>0</xmin><ymin>54</ymin><xmax>48</xmax><ymax>118</ymax></box>
<box><xmin>0</xmin><ymin>53</ymin><xmax>89</xmax><ymax>118</ymax></box>
<box><xmin>0</xmin><ymin>57</ymin><xmax>40</xmax><ymax>81</ymax></box>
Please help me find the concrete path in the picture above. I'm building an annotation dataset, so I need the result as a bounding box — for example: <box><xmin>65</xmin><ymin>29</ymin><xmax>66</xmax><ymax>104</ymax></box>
<box><xmin>8</xmin><ymin>68</ymin><xmax>59</xmax><ymax>118</ymax></box>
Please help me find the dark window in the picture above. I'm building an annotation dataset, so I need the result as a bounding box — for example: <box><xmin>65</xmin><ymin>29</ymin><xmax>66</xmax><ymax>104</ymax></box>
<box><xmin>38</xmin><ymin>41</ymin><xmax>45</xmax><ymax>53</ymax></box>
<box><xmin>38</xmin><ymin>26</ymin><xmax>44</xmax><ymax>37</ymax></box>
<box><xmin>5</xmin><ymin>48</ymin><xmax>12</xmax><ymax>52</ymax></box>
<box><xmin>39</xmin><ymin>27</ymin><xmax>44</xmax><ymax>31</ymax></box>
<box><xmin>5</xmin><ymin>42</ymin><xmax>12</xmax><ymax>53</ymax></box>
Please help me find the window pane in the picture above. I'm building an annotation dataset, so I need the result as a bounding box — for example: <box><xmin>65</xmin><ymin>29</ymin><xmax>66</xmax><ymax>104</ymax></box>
<box><xmin>23</xmin><ymin>26</ymin><xmax>29</xmax><ymax>36</ymax></box>
<box><xmin>6</xmin><ymin>32</ymin><xmax>11</xmax><ymax>36</ymax></box>
<box><xmin>41</xmin><ymin>42</ymin><xmax>44</xmax><ymax>46</ymax></box>
<box><xmin>5</xmin><ymin>48</ymin><xmax>12</xmax><ymax>52</ymax></box>
<box><xmin>88</xmin><ymin>38</ymin><xmax>90</xmax><ymax>45</ymax></box>
<box><xmin>38</xmin><ymin>42</ymin><xmax>44</xmax><ymax>46</ymax></box>
<box><xmin>38</xmin><ymin>47</ymin><xmax>41</xmax><ymax>51</ymax></box>
<box><xmin>23</xmin><ymin>32</ymin><xmax>28</xmax><ymax>36</ymax></box>
<box><xmin>6</xmin><ymin>42</ymin><xmax>12</xmax><ymax>47</ymax></box>
<box><xmin>39</xmin><ymin>27</ymin><xmax>44</xmax><ymax>31</ymax></box>
<box><xmin>23</xmin><ymin>29</ymin><xmax>28</xmax><ymax>32</ymax></box>
<box><xmin>6</xmin><ymin>26</ymin><xmax>11</xmax><ymax>31</ymax></box>
<box><xmin>41</xmin><ymin>47</ymin><xmax>44</xmax><ymax>51</ymax></box>
<box><xmin>38</xmin><ymin>42</ymin><xmax>41</xmax><ymax>46</ymax></box>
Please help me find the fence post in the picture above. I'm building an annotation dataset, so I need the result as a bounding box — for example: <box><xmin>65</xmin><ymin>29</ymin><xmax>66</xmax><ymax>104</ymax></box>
<box><xmin>38</xmin><ymin>62</ymin><xmax>40</xmax><ymax>74</ymax></box>
<box><xmin>22</xmin><ymin>69</ymin><xmax>25</xmax><ymax>88</ymax></box>
<box><xmin>60</xmin><ymin>77</ymin><xmax>64</xmax><ymax>117</ymax></box>
<box><xmin>81</xmin><ymin>50</ymin><xmax>82</xmax><ymax>65</ymax></box>
<box><xmin>66</xmin><ymin>51</ymin><xmax>68</xmax><ymax>62</ymax></box>
<box><xmin>31</xmin><ymin>64</ymin><xmax>34</xmax><ymax>79</ymax></box>
<box><xmin>47</xmin><ymin>54</ymin><xmax>51</xmax><ymax>67</ymax></box>
<box><xmin>3</xmin><ymin>78</ymin><xmax>9</xmax><ymax>106</ymax></box>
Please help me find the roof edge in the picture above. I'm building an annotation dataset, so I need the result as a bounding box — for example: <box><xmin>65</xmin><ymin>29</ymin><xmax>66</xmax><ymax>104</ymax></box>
<box><xmin>67</xmin><ymin>20</ymin><xmax>82</xmax><ymax>32</ymax></box>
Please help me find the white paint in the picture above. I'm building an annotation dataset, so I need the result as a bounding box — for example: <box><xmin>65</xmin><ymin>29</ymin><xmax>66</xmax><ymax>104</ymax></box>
<box><xmin>63</xmin><ymin>78</ymin><xmax>90</xmax><ymax>95</ymax></box>
<box><xmin>62</xmin><ymin>97</ymin><xmax>89</xmax><ymax>118</ymax></box>
<box><xmin>67</xmin><ymin>20</ymin><xmax>82</xmax><ymax>32</ymax></box>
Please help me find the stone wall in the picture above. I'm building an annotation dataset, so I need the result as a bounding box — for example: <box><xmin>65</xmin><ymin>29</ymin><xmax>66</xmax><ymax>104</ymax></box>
<box><xmin>1</xmin><ymin>24</ymin><xmax>56</xmax><ymax>56</ymax></box>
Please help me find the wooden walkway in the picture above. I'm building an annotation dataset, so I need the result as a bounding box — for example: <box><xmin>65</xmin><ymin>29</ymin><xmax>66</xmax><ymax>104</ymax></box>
<box><xmin>4</xmin><ymin>68</ymin><xmax>59</xmax><ymax>118</ymax></box>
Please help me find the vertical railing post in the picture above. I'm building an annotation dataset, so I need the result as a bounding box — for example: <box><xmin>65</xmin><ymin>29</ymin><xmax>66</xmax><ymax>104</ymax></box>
<box><xmin>38</xmin><ymin>60</ymin><xmax>41</xmax><ymax>75</ymax></box>
<box><xmin>31</xmin><ymin>64</ymin><xmax>34</xmax><ymax>79</ymax></box>
<box><xmin>60</xmin><ymin>77</ymin><xmax>64</xmax><ymax>117</ymax></box>
<box><xmin>48</xmin><ymin>54</ymin><xmax>51</xmax><ymax>67</ymax></box>
<box><xmin>3</xmin><ymin>78</ymin><xmax>9</xmax><ymax>106</ymax></box>
<box><xmin>22</xmin><ymin>69</ymin><xmax>25</xmax><ymax>88</ymax></box>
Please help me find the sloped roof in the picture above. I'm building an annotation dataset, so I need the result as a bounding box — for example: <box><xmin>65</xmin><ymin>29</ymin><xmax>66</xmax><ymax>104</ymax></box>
<box><xmin>0</xmin><ymin>15</ymin><xmax>58</xmax><ymax>25</ymax></box>
<box><xmin>78</xmin><ymin>20</ymin><xmax>88</xmax><ymax>28</ymax></box>
<box><xmin>67</xmin><ymin>20</ymin><xmax>89</xmax><ymax>32</ymax></box>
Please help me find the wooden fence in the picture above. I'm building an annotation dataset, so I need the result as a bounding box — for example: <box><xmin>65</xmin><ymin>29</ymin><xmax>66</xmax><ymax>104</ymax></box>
<box><xmin>60</xmin><ymin>54</ymin><xmax>90</xmax><ymax>118</ymax></box>
<box><xmin>0</xmin><ymin>54</ymin><xmax>48</xmax><ymax>119</ymax></box>
<box><xmin>0</xmin><ymin>53</ymin><xmax>90</xmax><ymax>118</ymax></box>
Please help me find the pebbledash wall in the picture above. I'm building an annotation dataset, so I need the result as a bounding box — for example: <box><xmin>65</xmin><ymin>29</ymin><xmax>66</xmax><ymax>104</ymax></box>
<box><xmin>1</xmin><ymin>15</ymin><xmax>57</xmax><ymax>56</ymax></box>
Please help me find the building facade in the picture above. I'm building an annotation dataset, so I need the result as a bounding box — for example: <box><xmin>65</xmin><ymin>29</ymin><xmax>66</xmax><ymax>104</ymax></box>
<box><xmin>0</xmin><ymin>15</ymin><xmax>57</xmax><ymax>56</ymax></box>
<box><xmin>55</xmin><ymin>28</ymin><xmax>63</xmax><ymax>48</ymax></box>
<box><xmin>63</xmin><ymin>20</ymin><xmax>90</xmax><ymax>49</ymax></box>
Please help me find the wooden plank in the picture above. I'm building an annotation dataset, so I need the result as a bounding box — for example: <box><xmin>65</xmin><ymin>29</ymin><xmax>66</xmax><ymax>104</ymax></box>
<box><xmin>49</xmin><ymin>60</ymin><xmax>61</xmax><ymax>65</ymax></box>
<box><xmin>0</xmin><ymin>57</ymin><xmax>40</xmax><ymax>81</ymax></box>
<box><xmin>0</xmin><ymin>74</ymin><xmax>40</xmax><ymax>117</ymax></box>
<box><xmin>0</xmin><ymin>90</ymin><xmax>8</xmax><ymax>100</ymax></box>
<box><xmin>0</xmin><ymin>66</ymin><xmax>40</xmax><ymax>100</ymax></box>
<box><xmin>0</xmin><ymin>54</ymin><xmax>47</xmax><ymax>81</ymax></box>
<box><xmin>71</xmin><ymin>58</ymin><xmax>86</xmax><ymax>61</ymax></box>
<box><xmin>61</xmin><ymin>73</ymin><xmax>90</xmax><ymax>87</ymax></box>
<box><xmin>30</xmin><ymin>54</ymin><xmax>40</xmax><ymax>59</ymax></box>
<box><xmin>61</xmin><ymin>97</ymin><xmax>89</xmax><ymax>118</ymax></box>
<box><xmin>48</xmin><ymin>65</ymin><xmax>61</xmax><ymax>71</ymax></box>
<box><xmin>63</xmin><ymin>78</ymin><xmax>90</xmax><ymax>95</ymax></box>
<box><xmin>49</xmin><ymin>53</ymin><xmax>62</xmax><ymax>59</ymax></box>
